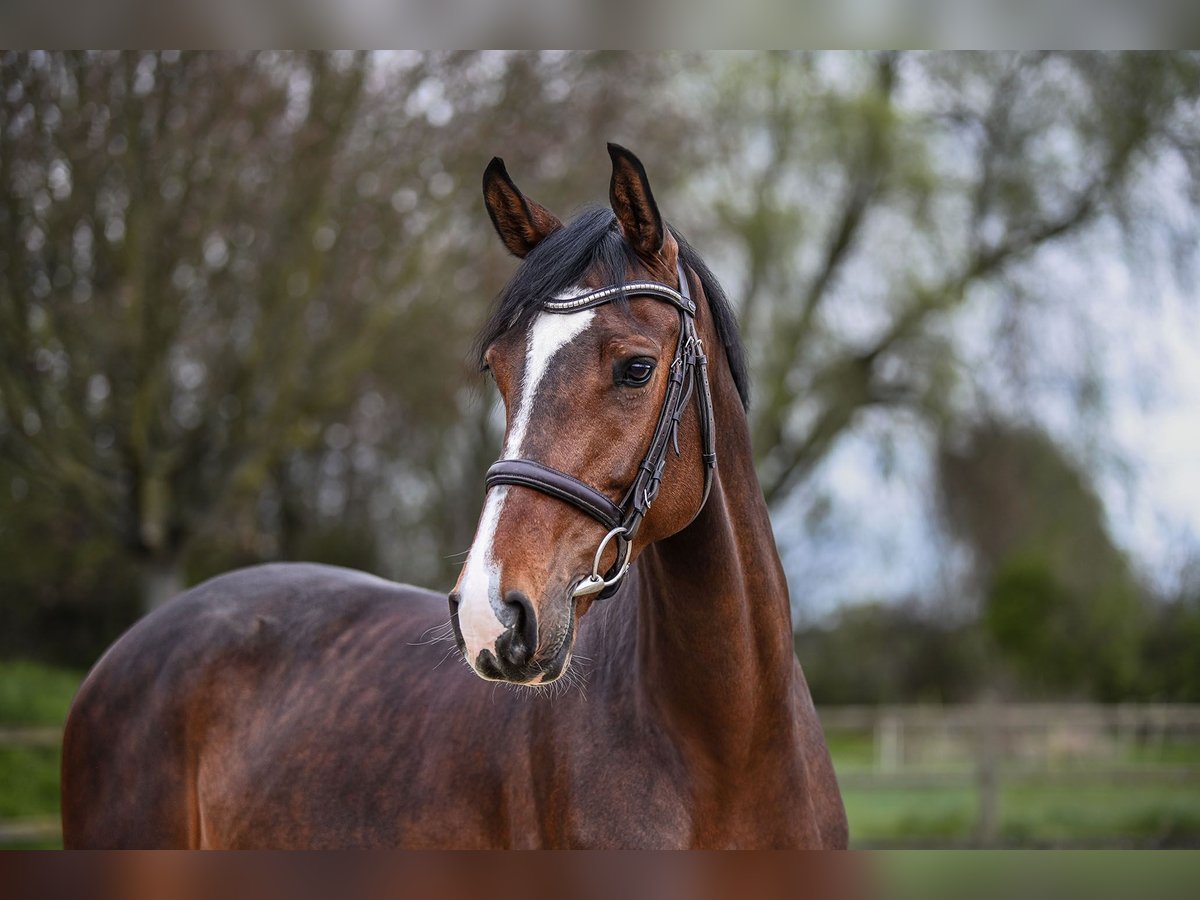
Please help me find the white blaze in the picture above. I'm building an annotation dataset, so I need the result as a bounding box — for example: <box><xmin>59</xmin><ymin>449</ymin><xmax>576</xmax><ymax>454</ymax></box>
<box><xmin>456</xmin><ymin>295</ymin><xmax>596</xmax><ymax>665</ymax></box>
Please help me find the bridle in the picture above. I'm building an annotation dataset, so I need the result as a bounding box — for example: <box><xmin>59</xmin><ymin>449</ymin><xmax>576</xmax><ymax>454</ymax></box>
<box><xmin>484</xmin><ymin>262</ymin><xmax>717</xmax><ymax>600</ymax></box>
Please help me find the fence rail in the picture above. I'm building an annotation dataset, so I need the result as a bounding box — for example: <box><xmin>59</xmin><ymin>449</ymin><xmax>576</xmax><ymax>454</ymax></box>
<box><xmin>819</xmin><ymin>703</ymin><xmax>1200</xmax><ymax>731</ymax></box>
<box><xmin>819</xmin><ymin>701</ymin><xmax>1200</xmax><ymax>847</ymax></box>
<box><xmin>0</xmin><ymin>726</ymin><xmax>61</xmax><ymax>747</ymax></box>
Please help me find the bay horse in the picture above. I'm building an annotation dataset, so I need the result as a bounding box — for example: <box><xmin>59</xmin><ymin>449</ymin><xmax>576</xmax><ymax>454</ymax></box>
<box><xmin>61</xmin><ymin>145</ymin><xmax>847</xmax><ymax>849</ymax></box>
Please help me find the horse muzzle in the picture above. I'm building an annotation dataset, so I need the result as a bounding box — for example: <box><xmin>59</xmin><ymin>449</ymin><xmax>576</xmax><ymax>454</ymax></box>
<box><xmin>448</xmin><ymin>588</ymin><xmax>574</xmax><ymax>685</ymax></box>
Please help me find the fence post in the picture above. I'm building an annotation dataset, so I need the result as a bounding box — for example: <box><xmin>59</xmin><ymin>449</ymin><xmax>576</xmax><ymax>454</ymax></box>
<box><xmin>974</xmin><ymin>694</ymin><xmax>1000</xmax><ymax>847</ymax></box>
<box><xmin>877</xmin><ymin>711</ymin><xmax>903</xmax><ymax>773</ymax></box>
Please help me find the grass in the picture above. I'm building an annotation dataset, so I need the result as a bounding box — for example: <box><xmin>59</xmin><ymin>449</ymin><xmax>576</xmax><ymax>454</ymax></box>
<box><xmin>0</xmin><ymin>660</ymin><xmax>82</xmax><ymax>724</ymax></box>
<box><xmin>876</xmin><ymin>852</ymin><xmax>1200</xmax><ymax>900</ymax></box>
<box><xmin>843</xmin><ymin>786</ymin><xmax>977</xmax><ymax>844</ymax></box>
<box><xmin>823</xmin><ymin>730</ymin><xmax>877</xmax><ymax>768</ymax></box>
<box><xmin>0</xmin><ymin>660</ymin><xmax>82</xmax><ymax>848</ymax></box>
<box><xmin>999</xmin><ymin>785</ymin><xmax>1200</xmax><ymax>847</ymax></box>
<box><xmin>829</xmin><ymin>726</ymin><xmax>1200</xmax><ymax>846</ymax></box>
<box><xmin>842</xmin><ymin>784</ymin><xmax>1200</xmax><ymax>847</ymax></box>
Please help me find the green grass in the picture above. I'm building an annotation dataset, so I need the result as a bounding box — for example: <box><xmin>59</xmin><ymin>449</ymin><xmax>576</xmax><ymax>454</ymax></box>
<box><xmin>1123</xmin><ymin>740</ymin><xmax>1200</xmax><ymax>766</ymax></box>
<box><xmin>0</xmin><ymin>744</ymin><xmax>61</xmax><ymax>819</ymax></box>
<box><xmin>1000</xmin><ymin>785</ymin><xmax>1200</xmax><ymax>846</ymax></box>
<box><xmin>823</xmin><ymin>729</ymin><xmax>876</xmax><ymax>768</ymax></box>
<box><xmin>842</xmin><ymin>783</ymin><xmax>1200</xmax><ymax>847</ymax></box>
<box><xmin>876</xmin><ymin>852</ymin><xmax>1200</xmax><ymax>900</ymax></box>
<box><xmin>826</xmin><ymin>725</ymin><xmax>1200</xmax><ymax>846</ymax></box>
<box><xmin>0</xmin><ymin>660</ymin><xmax>82</xmax><ymax>725</ymax></box>
<box><xmin>843</xmin><ymin>786</ymin><xmax>977</xmax><ymax>843</ymax></box>
<box><xmin>0</xmin><ymin>660</ymin><xmax>83</xmax><ymax>847</ymax></box>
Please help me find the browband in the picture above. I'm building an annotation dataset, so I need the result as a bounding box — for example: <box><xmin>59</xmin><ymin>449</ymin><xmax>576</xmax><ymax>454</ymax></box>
<box><xmin>542</xmin><ymin>281</ymin><xmax>696</xmax><ymax>316</ymax></box>
<box><xmin>484</xmin><ymin>262</ymin><xmax>717</xmax><ymax>600</ymax></box>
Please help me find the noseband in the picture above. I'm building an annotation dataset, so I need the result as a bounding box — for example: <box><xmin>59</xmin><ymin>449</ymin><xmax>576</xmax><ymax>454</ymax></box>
<box><xmin>484</xmin><ymin>263</ymin><xmax>717</xmax><ymax>599</ymax></box>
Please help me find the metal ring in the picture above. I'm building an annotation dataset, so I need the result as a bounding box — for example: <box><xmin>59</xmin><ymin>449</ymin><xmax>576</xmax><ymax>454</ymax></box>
<box><xmin>592</xmin><ymin>525</ymin><xmax>631</xmax><ymax>585</ymax></box>
<box><xmin>572</xmin><ymin>526</ymin><xmax>632</xmax><ymax>598</ymax></box>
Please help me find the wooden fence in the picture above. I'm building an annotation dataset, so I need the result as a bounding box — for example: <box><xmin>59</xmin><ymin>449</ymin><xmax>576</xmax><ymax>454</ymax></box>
<box><xmin>819</xmin><ymin>702</ymin><xmax>1200</xmax><ymax>847</ymax></box>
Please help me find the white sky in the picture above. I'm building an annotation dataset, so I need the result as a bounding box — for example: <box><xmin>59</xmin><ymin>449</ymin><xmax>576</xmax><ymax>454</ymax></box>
<box><xmin>778</xmin><ymin>215</ymin><xmax>1200</xmax><ymax>621</ymax></box>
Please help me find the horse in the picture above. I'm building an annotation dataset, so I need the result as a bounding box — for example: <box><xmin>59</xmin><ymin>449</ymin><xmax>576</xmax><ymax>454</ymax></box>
<box><xmin>60</xmin><ymin>144</ymin><xmax>847</xmax><ymax>849</ymax></box>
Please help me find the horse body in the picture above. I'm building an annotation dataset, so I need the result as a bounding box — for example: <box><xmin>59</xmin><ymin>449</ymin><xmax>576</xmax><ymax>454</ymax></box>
<box><xmin>62</xmin><ymin>145</ymin><xmax>846</xmax><ymax>848</ymax></box>
<box><xmin>63</xmin><ymin>526</ymin><xmax>842</xmax><ymax>848</ymax></box>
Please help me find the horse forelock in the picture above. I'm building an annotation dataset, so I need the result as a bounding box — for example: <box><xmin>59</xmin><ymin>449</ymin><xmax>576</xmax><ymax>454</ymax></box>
<box><xmin>473</xmin><ymin>208</ymin><xmax>749</xmax><ymax>410</ymax></box>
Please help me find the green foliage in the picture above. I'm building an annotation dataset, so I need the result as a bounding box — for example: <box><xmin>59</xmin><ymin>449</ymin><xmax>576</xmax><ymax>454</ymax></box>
<box><xmin>939</xmin><ymin>422</ymin><xmax>1146</xmax><ymax>700</ymax></box>
<box><xmin>1140</xmin><ymin>590</ymin><xmax>1200</xmax><ymax>701</ymax></box>
<box><xmin>986</xmin><ymin>555</ymin><xmax>1143</xmax><ymax>699</ymax></box>
<box><xmin>795</xmin><ymin>601</ymin><xmax>987</xmax><ymax>705</ymax></box>
<box><xmin>0</xmin><ymin>51</ymin><xmax>699</xmax><ymax>653</ymax></box>
<box><xmin>0</xmin><ymin>465</ymin><xmax>141</xmax><ymax>665</ymax></box>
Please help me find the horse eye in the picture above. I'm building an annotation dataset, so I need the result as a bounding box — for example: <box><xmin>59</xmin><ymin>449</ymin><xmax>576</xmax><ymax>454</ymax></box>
<box><xmin>617</xmin><ymin>358</ymin><xmax>656</xmax><ymax>387</ymax></box>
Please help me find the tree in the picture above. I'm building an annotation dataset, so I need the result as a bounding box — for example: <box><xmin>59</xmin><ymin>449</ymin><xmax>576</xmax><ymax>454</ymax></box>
<box><xmin>937</xmin><ymin>421</ymin><xmax>1145</xmax><ymax>699</ymax></box>
<box><xmin>685</xmin><ymin>52</ymin><xmax>1200</xmax><ymax>506</ymax></box>
<box><xmin>3</xmin><ymin>52</ymin><xmax>1200</xmax><ymax>681</ymax></box>
<box><xmin>0</xmin><ymin>51</ymin><xmax>696</xmax><ymax>618</ymax></box>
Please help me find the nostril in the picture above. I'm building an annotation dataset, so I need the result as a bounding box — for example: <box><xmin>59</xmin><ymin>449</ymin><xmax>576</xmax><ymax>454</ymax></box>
<box><xmin>475</xmin><ymin>649</ymin><xmax>503</xmax><ymax>680</ymax></box>
<box><xmin>503</xmin><ymin>590</ymin><xmax>539</xmax><ymax>663</ymax></box>
<box><xmin>447</xmin><ymin>593</ymin><xmax>465</xmax><ymax>651</ymax></box>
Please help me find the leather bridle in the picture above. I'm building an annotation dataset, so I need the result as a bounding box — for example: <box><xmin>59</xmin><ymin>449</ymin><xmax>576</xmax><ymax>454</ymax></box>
<box><xmin>485</xmin><ymin>262</ymin><xmax>717</xmax><ymax>600</ymax></box>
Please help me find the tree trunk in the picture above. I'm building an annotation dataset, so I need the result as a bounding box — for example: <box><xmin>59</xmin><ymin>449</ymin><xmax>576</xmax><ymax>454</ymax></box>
<box><xmin>140</xmin><ymin>556</ymin><xmax>185</xmax><ymax>613</ymax></box>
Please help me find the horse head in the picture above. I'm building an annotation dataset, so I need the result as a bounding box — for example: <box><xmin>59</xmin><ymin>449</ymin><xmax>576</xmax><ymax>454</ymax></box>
<box><xmin>449</xmin><ymin>145</ymin><xmax>718</xmax><ymax>685</ymax></box>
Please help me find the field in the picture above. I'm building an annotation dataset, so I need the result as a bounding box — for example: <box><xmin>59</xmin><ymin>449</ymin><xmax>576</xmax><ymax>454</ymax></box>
<box><xmin>2</xmin><ymin>660</ymin><xmax>1199</xmax><ymax>848</ymax></box>
<box><xmin>0</xmin><ymin>661</ymin><xmax>80</xmax><ymax>848</ymax></box>
<box><xmin>830</xmin><ymin>730</ymin><xmax>1200</xmax><ymax>847</ymax></box>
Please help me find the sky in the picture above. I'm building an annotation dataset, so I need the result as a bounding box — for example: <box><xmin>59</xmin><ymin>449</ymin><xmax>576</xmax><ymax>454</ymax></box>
<box><xmin>777</xmin><ymin>206</ymin><xmax>1200</xmax><ymax>622</ymax></box>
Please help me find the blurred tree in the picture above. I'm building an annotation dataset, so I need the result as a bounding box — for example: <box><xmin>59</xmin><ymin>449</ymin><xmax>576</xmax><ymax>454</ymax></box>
<box><xmin>937</xmin><ymin>421</ymin><xmax>1145</xmax><ymax>699</ymax></box>
<box><xmin>682</xmin><ymin>53</ymin><xmax>1199</xmax><ymax>701</ymax></box>
<box><xmin>0</xmin><ymin>51</ymin><xmax>695</xmax><ymax>629</ymax></box>
<box><xmin>684</xmin><ymin>52</ymin><xmax>1200</xmax><ymax>506</ymax></box>
<box><xmin>0</xmin><ymin>458</ymin><xmax>140</xmax><ymax>664</ymax></box>
<box><xmin>3</xmin><ymin>51</ymin><xmax>1200</xmax><ymax>690</ymax></box>
<box><xmin>1</xmin><ymin>52</ymin><xmax>381</xmax><ymax>610</ymax></box>
<box><xmin>1140</xmin><ymin>562</ymin><xmax>1200</xmax><ymax>701</ymax></box>
<box><xmin>794</xmin><ymin>599</ymin><xmax>987</xmax><ymax>704</ymax></box>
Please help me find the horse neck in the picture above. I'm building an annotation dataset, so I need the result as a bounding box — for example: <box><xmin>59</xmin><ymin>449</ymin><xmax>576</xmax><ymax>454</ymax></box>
<box><xmin>631</xmin><ymin>315</ymin><xmax>798</xmax><ymax>764</ymax></box>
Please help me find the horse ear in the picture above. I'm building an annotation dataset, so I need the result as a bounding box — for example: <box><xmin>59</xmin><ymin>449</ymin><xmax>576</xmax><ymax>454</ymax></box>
<box><xmin>607</xmin><ymin>143</ymin><xmax>666</xmax><ymax>257</ymax></box>
<box><xmin>482</xmin><ymin>157</ymin><xmax>562</xmax><ymax>259</ymax></box>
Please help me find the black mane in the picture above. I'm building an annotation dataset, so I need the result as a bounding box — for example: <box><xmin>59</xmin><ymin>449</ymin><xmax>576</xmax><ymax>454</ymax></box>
<box><xmin>474</xmin><ymin>206</ymin><xmax>750</xmax><ymax>408</ymax></box>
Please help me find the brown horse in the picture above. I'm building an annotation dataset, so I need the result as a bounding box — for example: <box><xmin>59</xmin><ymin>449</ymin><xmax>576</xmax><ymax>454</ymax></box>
<box><xmin>61</xmin><ymin>145</ymin><xmax>847</xmax><ymax>849</ymax></box>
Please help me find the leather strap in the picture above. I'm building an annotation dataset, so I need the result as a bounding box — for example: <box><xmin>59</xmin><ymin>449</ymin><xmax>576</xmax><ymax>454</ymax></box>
<box><xmin>486</xmin><ymin>459</ymin><xmax>622</xmax><ymax>530</ymax></box>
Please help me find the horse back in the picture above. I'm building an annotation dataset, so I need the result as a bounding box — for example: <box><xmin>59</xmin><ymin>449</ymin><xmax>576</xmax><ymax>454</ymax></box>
<box><xmin>60</xmin><ymin>563</ymin><xmax>451</xmax><ymax>848</ymax></box>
